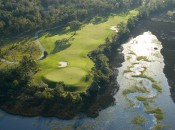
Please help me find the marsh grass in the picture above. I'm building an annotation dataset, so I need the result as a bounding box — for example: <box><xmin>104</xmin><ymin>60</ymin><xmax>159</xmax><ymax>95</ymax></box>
<box><xmin>152</xmin><ymin>122</ymin><xmax>166</xmax><ymax>130</ymax></box>
<box><xmin>136</xmin><ymin>96</ymin><xmax>147</xmax><ymax>101</ymax></box>
<box><xmin>145</xmin><ymin>108</ymin><xmax>163</xmax><ymax>120</ymax></box>
<box><xmin>122</xmin><ymin>86</ymin><xmax>148</xmax><ymax>95</ymax></box>
<box><xmin>136</xmin><ymin>56</ymin><xmax>150</xmax><ymax>62</ymax></box>
<box><xmin>132</xmin><ymin>74</ymin><xmax>156</xmax><ymax>83</ymax></box>
<box><xmin>128</xmin><ymin>50</ymin><xmax>136</xmax><ymax>55</ymax></box>
<box><xmin>123</xmin><ymin>66</ymin><xmax>133</xmax><ymax>73</ymax></box>
<box><xmin>152</xmin><ymin>84</ymin><xmax>162</xmax><ymax>93</ymax></box>
<box><xmin>132</xmin><ymin>116</ymin><xmax>146</xmax><ymax>125</ymax></box>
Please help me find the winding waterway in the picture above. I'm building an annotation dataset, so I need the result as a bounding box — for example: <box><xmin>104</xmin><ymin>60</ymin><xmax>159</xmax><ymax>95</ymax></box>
<box><xmin>1</xmin><ymin>16</ymin><xmax>175</xmax><ymax>130</ymax></box>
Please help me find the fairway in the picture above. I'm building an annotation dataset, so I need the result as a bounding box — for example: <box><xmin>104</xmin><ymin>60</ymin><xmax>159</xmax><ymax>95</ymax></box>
<box><xmin>34</xmin><ymin>10</ymin><xmax>139</xmax><ymax>91</ymax></box>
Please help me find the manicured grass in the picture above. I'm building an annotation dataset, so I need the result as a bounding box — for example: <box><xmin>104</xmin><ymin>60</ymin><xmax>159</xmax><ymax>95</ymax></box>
<box><xmin>34</xmin><ymin>10</ymin><xmax>139</xmax><ymax>91</ymax></box>
<box><xmin>45</xmin><ymin>67</ymin><xmax>89</xmax><ymax>87</ymax></box>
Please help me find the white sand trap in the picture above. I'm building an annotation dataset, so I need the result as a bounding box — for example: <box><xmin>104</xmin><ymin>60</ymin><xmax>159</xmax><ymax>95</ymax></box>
<box><xmin>58</xmin><ymin>61</ymin><xmax>68</xmax><ymax>67</ymax></box>
<box><xmin>110</xmin><ymin>26</ymin><xmax>118</xmax><ymax>32</ymax></box>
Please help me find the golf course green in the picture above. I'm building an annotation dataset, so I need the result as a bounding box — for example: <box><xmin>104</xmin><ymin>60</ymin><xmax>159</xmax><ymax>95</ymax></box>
<box><xmin>33</xmin><ymin>10</ymin><xmax>138</xmax><ymax>91</ymax></box>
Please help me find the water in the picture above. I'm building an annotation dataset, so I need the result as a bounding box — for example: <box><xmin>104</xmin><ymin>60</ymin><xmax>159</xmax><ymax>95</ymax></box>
<box><xmin>117</xmin><ymin>31</ymin><xmax>175</xmax><ymax>129</ymax></box>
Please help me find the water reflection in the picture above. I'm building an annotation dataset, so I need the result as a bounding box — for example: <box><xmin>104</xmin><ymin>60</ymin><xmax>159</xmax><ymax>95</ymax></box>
<box><xmin>130</xmin><ymin>18</ymin><xmax>175</xmax><ymax>103</ymax></box>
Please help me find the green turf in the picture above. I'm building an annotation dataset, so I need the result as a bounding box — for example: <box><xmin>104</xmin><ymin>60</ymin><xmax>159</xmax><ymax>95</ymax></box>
<box><xmin>45</xmin><ymin>67</ymin><xmax>88</xmax><ymax>86</ymax></box>
<box><xmin>33</xmin><ymin>10</ymin><xmax>139</xmax><ymax>91</ymax></box>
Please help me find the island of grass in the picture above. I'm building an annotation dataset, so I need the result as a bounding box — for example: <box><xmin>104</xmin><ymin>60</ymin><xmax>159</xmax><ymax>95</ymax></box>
<box><xmin>34</xmin><ymin>10</ymin><xmax>139</xmax><ymax>91</ymax></box>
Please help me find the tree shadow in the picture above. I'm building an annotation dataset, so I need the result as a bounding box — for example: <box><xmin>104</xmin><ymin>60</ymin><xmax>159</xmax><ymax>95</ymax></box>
<box><xmin>90</xmin><ymin>16</ymin><xmax>108</xmax><ymax>25</ymax></box>
<box><xmin>51</xmin><ymin>38</ymin><xmax>71</xmax><ymax>54</ymax></box>
<box><xmin>46</xmin><ymin>27</ymin><xmax>70</xmax><ymax>38</ymax></box>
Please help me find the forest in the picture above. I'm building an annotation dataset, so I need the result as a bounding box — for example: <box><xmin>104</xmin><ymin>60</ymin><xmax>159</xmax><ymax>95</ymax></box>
<box><xmin>0</xmin><ymin>0</ymin><xmax>142</xmax><ymax>36</ymax></box>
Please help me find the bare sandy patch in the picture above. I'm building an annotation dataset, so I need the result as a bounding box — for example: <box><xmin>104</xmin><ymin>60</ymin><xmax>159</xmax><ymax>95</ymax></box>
<box><xmin>58</xmin><ymin>61</ymin><xmax>68</xmax><ymax>67</ymax></box>
<box><xmin>110</xmin><ymin>26</ymin><xmax>118</xmax><ymax>32</ymax></box>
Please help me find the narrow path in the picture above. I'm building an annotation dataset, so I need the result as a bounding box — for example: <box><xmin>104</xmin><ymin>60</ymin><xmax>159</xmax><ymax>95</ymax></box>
<box><xmin>35</xmin><ymin>30</ymin><xmax>46</xmax><ymax>61</ymax></box>
<box><xmin>0</xmin><ymin>58</ymin><xmax>18</xmax><ymax>64</ymax></box>
<box><xmin>35</xmin><ymin>24</ymin><xmax>67</xmax><ymax>60</ymax></box>
<box><xmin>0</xmin><ymin>24</ymin><xmax>67</xmax><ymax>64</ymax></box>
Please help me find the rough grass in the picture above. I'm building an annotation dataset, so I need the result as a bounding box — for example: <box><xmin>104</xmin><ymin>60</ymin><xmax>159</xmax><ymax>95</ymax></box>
<box><xmin>33</xmin><ymin>10</ymin><xmax>139</xmax><ymax>91</ymax></box>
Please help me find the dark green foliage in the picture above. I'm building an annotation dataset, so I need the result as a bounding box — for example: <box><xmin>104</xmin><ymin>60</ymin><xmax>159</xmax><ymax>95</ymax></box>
<box><xmin>0</xmin><ymin>56</ymin><xmax>38</xmax><ymax>97</ymax></box>
<box><xmin>91</xmin><ymin>16</ymin><xmax>107</xmax><ymax>24</ymax></box>
<box><xmin>69</xmin><ymin>20</ymin><xmax>82</xmax><ymax>31</ymax></box>
<box><xmin>0</xmin><ymin>0</ymin><xmax>144</xmax><ymax>37</ymax></box>
<box><xmin>51</xmin><ymin>39</ymin><xmax>71</xmax><ymax>54</ymax></box>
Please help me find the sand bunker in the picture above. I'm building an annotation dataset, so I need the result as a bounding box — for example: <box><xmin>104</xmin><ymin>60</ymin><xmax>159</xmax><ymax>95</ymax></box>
<box><xmin>58</xmin><ymin>61</ymin><xmax>68</xmax><ymax>67</ymax></box>
<box><xmin>110</xmin><ymin>26</ymin><xmax>118</xmax><ymax>32</ymax></box>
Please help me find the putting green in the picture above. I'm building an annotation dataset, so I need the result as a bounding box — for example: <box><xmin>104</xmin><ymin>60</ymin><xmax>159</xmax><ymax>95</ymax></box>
<box><xmin>34</xmin><ymin>10</ymin><xmax>139</xmax><ymax>91</ymax></box>
<box><xmin>45</xmin><ymin>67</ymin><xmax>87</xmax><ymax>86</ymax></box>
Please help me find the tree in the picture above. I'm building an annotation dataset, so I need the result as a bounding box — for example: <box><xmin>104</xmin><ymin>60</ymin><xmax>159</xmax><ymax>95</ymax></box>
<box><xmin>19</xmin><ymin>56</ymin><xmax>38</xmax><ymax>76</ymax></box>
<box><xmin>0</xmin><ymin>21</ymin><xmax>5</xmax><ymax>32</ymax></box>
<box><xmin>69</xmin><ymin>20</ymin><xmax>82</xmax><ymax>31</ymax></box>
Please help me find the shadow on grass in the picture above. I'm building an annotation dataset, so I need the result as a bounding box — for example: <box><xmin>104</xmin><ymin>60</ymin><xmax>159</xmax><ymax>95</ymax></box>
<box><xmin>43</xmin><ymin>77</ymin><xmax>79</xmax><ymax>92</ymax></box>
<box><xmin>90</xmin><ymin>16</ymin><xmax>108</xmax><ymax>25</ymax></box>
<box><xmin>51</xmin><ymin>38</ymin><xmax>71</xmax><ymax>54</ymax></box>
<box><xmin>46</xmin><ymin>27</ymin><xmax>70</xmax><ymax>38</ymax></box>
<box><xmin>63</xmin><ymin>86</ymin><xmax>79</xmax><ymax>92</ymax></box>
